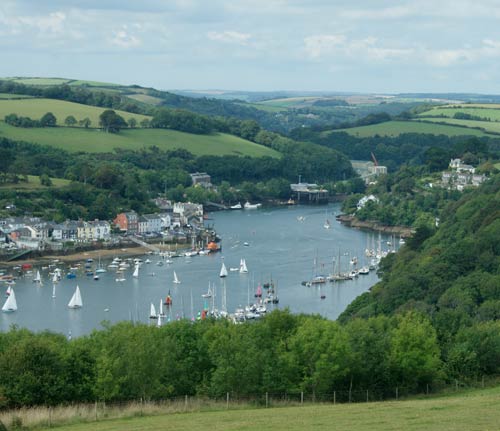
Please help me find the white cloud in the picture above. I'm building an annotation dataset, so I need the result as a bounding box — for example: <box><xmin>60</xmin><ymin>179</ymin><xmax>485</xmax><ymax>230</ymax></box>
<box><xmin>341</xmin><ymin>5</ymin><xmax>417</xmax><ymax>20</ymax></box>
<box><xmin>109</xmin><ymin>27</ymin><xmax>141</xmax><ymax>48</ymax></box>
<box><xmin>304</xmin><ymin>34</ymin><xmax>346</xmax><ymax>58</ymax></box>
<box><xmin>207</xmin><ymin>30</ymin><xmax>251</xmax><ymax>45</ymax></box>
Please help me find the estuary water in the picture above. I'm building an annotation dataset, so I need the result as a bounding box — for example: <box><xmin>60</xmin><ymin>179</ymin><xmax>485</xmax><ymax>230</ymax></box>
<box><xmin>0</xmin><ymin>204</ymin><xmax>397</xmax><ymax>337</ymax></box>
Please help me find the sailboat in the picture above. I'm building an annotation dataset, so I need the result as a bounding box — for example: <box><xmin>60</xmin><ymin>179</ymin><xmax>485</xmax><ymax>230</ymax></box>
<box><xmin>323</xmin><ymin>210</ymin><xmax>331</xmax><ymax>229</ymax></box>
<box><xmin>219</xmin><ymin>262</ymin><xmax>228</xmax><ymax>278</ymax></box>
<box><xmin>173</xmin><ymin>271</ymin><xmax>181</xmax><ymax>284</ymax></box>
<box><xmin>149</xmin><ymin>303</ymin><xmax>158</xmax><ymax>319</ymax></box>
<box><xmin>33</xmin><ymin>270</ymin><xmax>42</xmax><ymax>283</ymax></box>
<box><xmin>5</xmin><ymin>285</ymin><xmax>11</xmax><ymax>297</ymax></box>
<box><xmin>254</xmin><ymin>283</ymin><xmax>262</xmax><ymax>298</ymax></box>
<box><xmin>52</xmin><ymin>272</ymin><xmax>59</xmax><ymax>284</ymax></box>
<box><xmin>2</xmin><ymin>288</ymin><xmax>17</xmax><ymax>312</ymax></box>
<box><xmin>239</xmin><ymin>259</ymin><xmax>248</xmax><ymax>274</ymax></box>
<box><xmin>202</xmin><ymin>282</ymin><xmax>212</xmax><ymax>298</ymax></box>
<box><xmin>95</xmin><ymin>254</ymin><xmax>107</xmax><ymax>273</ymax></box>
<box><xmin>68</xmin><ymin>285</ymin><xmax>83</xmax><ymax>309</ymax></box>
<box><xmin>52</xmin><ymin>284</ymin><xmax>56</xmax><ymax>298</ymax></box>
<box><xmin>132</xmin><ymin>265</ymin><xmax>139</xmax><ymax>278</ymax></box>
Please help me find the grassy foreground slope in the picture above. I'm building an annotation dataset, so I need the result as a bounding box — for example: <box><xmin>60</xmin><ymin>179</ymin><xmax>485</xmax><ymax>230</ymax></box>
<box><xmin>330</xmin><ymin>120</ymin><xmax>491</xmax><ymax>137</ymax></box>
<box><xmin>0</xmin><ymin>122</ymin><xmax>280</xmax><ymax>157</ymax></box>
<box><xmin>0</xmin><ymin>98</ymin><xmax>149</xmax><ymax>125</ymax></box>
<box><xmin>37</xmin><ymin>386</ymin><xmax>500</xmax><ymax>431</ymax></box>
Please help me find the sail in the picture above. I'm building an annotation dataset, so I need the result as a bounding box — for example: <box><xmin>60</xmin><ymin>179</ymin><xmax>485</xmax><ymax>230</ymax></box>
<box><xmin>34</xmin><ymin>270</ymin><xmax>41</xmax><ymax>283</ymax></box>
<box><xmin>132</xmin><ymin>265</ymin><xmax>139</xmax><ymax>278</ymax></box>
<box><xmin>220</xmin><ymin>262</ymin><xmax>228</xmax><ymax>278</ymax></box>
<box><xmin>150</xmin><ymin>303</ymin><xmax>157</xmax><ymax>318</ymax></box>
<box><xmin>173</xmin><ymin>271</ymin><xmax>180</xmax><ymax>284</ymax></box>
<box><xmin>52</xmin><ymin>272</ymin><xmax>58</xmax><ymax>283</ymax></box>
<box><xmin>240</xmin><ymin>259</ymin><xmax>248</xmax><ymax>273</ymax></box>
<box><xmin>2</xmin><ymin>288</ymin><xmax>17</xmax><ymax>312</ymax></box>
<box><xmin>68</xmin><ymin>285</ymin><xmax>83</xmax><ymax>308</ymax></box>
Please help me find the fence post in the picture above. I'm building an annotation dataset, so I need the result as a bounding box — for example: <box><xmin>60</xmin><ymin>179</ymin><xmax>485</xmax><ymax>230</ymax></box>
<box><xmin>366</xmin><ymin>390</ymin><xmax>369</xmax><ymax>403</ymax></box>
<box><xmin>140</xmin><ymin>397</ymin><xmax>143</xmax><ymax>416</ymax></box>
<box><xmin>226</xmin><ymin>392</ymin><xmax>229</xmax><ymax>409</ymax></box>
<box><xmin>265</xmin><ymin>392</ymin><xmax>269</xmax><ymax>408</ymax></box>
<box><xmin>348</xmin><ymin>387</ymin><xmax>352</xmax><ymax>403</ymax></box>
<box><xmin>95</xmin><ymin>401</ymin><xmax>98</xmax><ymax>421</ymax></box>
<box><xmin>48</xmin><ymin>406</ymin><xmax>52</xmax><ymax>428</ymax></box>
<box><xmin>301</xmin><ymin>392</ymin><xmax>304</xmax><ymax>405</ymax></box>
<box><xmin>455</xmin><ymin>379</ymin><xmax>458</xmax><ymax>391</ymax></box>
<box><xmin>185</xmin><ymin>395</ymin><xmax>188</xmax><ymax>411</ymax></box>
<box><xmin>396</xmin><ymin>387</ymin><xmax>399</xmax><ymax>400</ymax></box>
<box><xmin>333</xmin><ymin>391</ymin><xmax>336</xmax><ymax>405</ymax></box>
<box><xmin>426</xmin><ymin>384</ymin><xmax>429</xmax><ymax>395</ymax></box>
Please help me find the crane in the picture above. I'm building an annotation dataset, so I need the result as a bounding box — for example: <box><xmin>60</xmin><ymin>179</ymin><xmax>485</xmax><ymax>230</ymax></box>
<box><xmin>371</xmin><ymin>152</ymin><xmax>379</xmax><ymax>167</ymax></box>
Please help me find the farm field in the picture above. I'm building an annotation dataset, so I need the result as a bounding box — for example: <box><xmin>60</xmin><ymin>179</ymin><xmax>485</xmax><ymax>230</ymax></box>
<box><xmin>329</xmin><ymin>120</ymin><xmax>491</xmax><ymax>137</ymax></box>
<box><xmin>3</xmin><ymin>77</ymin><xmax>72</xmax><ymax>86</ymax></box>
<box><xmin>0</xmin><ymin>122</ymin><xmax>280</xmax><ymax>157</ymax></box>
<box><xmin>0</xmin><ymin>175</ymin><xmax>72</xmax><ymax>190</ymax></box>
<box><xmin>0</xmin><ymin>99</ymin><xmax>150</xmax><ymax>126</ymax></box>
<box><xmin>34</xmin><ymin>386</ymin><xmax>500</xmax><ymax>431</ymax></box>
<box><xmin>419</xmin><ymin>106</ymin><xmax>500</xmax><ymax>121</ymax></box>
<box><xmin>0</xmin><ymin>94</ymin><xmax>33</xmax><ymax>99</ymax></box>
<box><xmin>127</xmin><ymin>93</ymin><xmax>164</xmax><ymax>105</ymax></box>
<box><xmin>414</xmin><ymin>117</ymin><xmax>500</xmax><ymax>134</ymax></box>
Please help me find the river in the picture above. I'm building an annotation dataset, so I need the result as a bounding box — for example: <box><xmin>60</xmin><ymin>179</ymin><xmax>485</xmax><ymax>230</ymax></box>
<box><xmin>0</xmin><ymin>204</ymin><xmax>398</xmax><ymax>336</ymax></box>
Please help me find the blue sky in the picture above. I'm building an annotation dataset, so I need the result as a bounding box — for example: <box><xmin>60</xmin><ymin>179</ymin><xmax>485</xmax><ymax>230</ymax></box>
<box><xmin>1</xmin><ymin>0</ymin><xmax>500</xmax><ymax>93</ymax></box>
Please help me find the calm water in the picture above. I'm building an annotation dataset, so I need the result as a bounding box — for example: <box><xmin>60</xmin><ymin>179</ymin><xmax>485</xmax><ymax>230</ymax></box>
<box><xmin>1</xmin><ymin>204</ymin><xmax>397</xmax><ymax>336</ymax></box>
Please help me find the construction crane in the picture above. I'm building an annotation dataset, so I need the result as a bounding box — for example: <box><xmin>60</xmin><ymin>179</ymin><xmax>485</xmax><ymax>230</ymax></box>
<box><xmin>371</xmin><ymin>152</ymin><xmax>379</xmax><ymax>167</ymax></box>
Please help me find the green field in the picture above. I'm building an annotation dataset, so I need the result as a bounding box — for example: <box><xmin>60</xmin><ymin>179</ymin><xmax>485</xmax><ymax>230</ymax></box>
<box><xmin>419</xmin><ymin>106</ymin><xmax>500</xmax><ymax>121</ymax></box>
<box><xmin>3</xmin><ymin>77</ymin><xmax>72</xmax><ymax>86</ymax></box>
<box><xmin>413</xmin><ymin>118</ymin><xmax>500</xmax><ymax>134</ymax></box>
<box><xmin>127</xmin><ymin>93</ymin><xmax>164</xmax><ymax>105</ymax></box>
<box><xmin>0</xmin><ymin>122</ymin><xmax>279</xmax><ymax>157</ymax></box>
<box><xmin>0</xmin><ymin>175</ymin><xmax>72</xmax><ymax>190</ymax></box>
<box><xmin>330</xmin><ymin>120</ymin><xmax>491</xmax><ymax>138</ymax></box>
<box><xmin>0</xmin><ymin>94</ymin><xmax>33</xmax><ymax>100</ymax></box>
<box><xmin>34</xmin><ymin>386</ymin><xmax>500</xmax><ymax>431</ymax></box>
<box><xmin>0</xmin><ymin>98</ymin><xmax>150</xmax><ymax>125</ymax></box>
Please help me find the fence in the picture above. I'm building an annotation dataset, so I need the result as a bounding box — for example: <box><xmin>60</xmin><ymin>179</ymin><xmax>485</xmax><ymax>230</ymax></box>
<box><xmin>0</xmin><ymin>377</ymin><xmax>494</xmax><ymax>430</ymax></box>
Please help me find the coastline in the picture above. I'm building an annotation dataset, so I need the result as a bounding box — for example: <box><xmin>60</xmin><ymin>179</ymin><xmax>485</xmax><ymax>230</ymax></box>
<box><xmin>336</xmin><ymin>214</ymin><xmax>414</xmax><ymax>237</ymax></box>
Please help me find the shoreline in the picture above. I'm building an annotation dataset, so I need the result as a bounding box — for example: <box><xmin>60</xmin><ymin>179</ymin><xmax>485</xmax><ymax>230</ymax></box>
<box><xmin>336</xmin><ymin>214</ymin><xmax>414</xmax><ymax>237</ymax></box>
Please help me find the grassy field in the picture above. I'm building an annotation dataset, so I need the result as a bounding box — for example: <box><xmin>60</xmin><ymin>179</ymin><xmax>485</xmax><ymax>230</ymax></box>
<box><xmin>419</xmin><ymin>106</ymin><xmax>500</xmax><ymax>121</ymax></box>
<box><xmin>0</xmin><ymin>98</ymin><xmax>150</xmax><ymax>125</ymax></box>
<box><xmin>28</xmin><ymin>386</ymin><xmax>500</xmax><ymax>431</ymax></box>
<box><xmin>0</xmin><ymin>122</ymin><xmax>279</xmax><ymax>157</ymax></box>
<box><xmin>3</xmin><ymin>77</ymin><xmax>72</xmax><ymax>86</ymax></box>
<box><xmin>0</xmin><ymin>94</ymin><xmax>33</xmax><ymax>100</ymax></box>
<box><xmin>329</xmin><ymin>120</ymin><xmax>491</xmax><ymax>137</ymax></box>
<box><xmin>127</xmin><ymin>93</ymin><xmax>164</xmax><ymax>106</ymax></box>
<box><xmin>0</xmin><ymin>175</ymin><xmax>72</xmax><ymax>190</ymax></box>
<box><xmin>414</xmin><ymin>117</ymin><xmax>500</xmax><ymax>134</ymax></box>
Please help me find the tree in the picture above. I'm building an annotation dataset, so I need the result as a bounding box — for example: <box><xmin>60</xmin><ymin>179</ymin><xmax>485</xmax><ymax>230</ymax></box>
<box><xmin>39</xmin><ymin>174</ymin><xmax>52</xmax><ymax>186</ymax></box>
<box><xmin>79</xmin><ymin>117</ymin><xmax>92</xmax><ymax>128</ymax></box>
<box><xmin>127</xmin><ymin>118</ymin><xmax>137</xmax><ymax>129</ymax></box>
<box><xmin>140</xmin><ymin>118</ymin><xmax>150</xmax><ymax>128</ymax></box>
<box><xmin>99</xmin><ymin>110</ymin><xmax>127</xmax><ymax>133</ymax></box>
<box><xmin>64</xmin><ymin>115</ymin><xmax>77</xmax><ymax>127</ymax></box>
<box><xmin>40</xmin><ymin>112</ymin><xmax>57</xmax><ymax>127</ymax></box>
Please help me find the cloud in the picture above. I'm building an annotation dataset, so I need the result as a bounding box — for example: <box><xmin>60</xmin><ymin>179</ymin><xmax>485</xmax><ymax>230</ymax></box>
<box><xmin>341</xmin><ymin>5</ymin><xmax>417</xmax><ymax>20</ymax></box>
<box><xmin>304</xmin><ymin>34</ymin><xmax>346</xmax><ymax>58</ymax></box>
<box><xmin>207</xmin><ymin>30</ymin><xmax>251</xmax><ymax>45</ymax></box>
<box><xmin>109</xmin><ymin>27</ymin><xmax>141</xmax><ymax>48</ymax></box>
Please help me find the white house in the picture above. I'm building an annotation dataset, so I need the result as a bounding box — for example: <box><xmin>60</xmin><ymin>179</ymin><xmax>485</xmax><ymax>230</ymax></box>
<box><xmin>357</xmin><ymin>195</ymin><xmax>379</xmax><ymax>210</ymax></box>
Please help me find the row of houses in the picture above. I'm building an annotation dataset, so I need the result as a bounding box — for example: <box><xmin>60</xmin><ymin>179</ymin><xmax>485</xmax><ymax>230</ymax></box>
<box><xmin>442</xmin><ymin>159</ymin><xmax>487</xmax><ymax>191</ymax></box>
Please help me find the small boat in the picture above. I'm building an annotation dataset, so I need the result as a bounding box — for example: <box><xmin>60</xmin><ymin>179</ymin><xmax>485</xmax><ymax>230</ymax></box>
<box><xmin>254</xmin><ymin>284</ymin><xmax>262</xmax><ymax>298</ymax></box>
<box><xmin>173</xmin><ymin>271</ymin><xmax>181</xmax><ymax>284</ymax></box>
<box><xmin>324</xmin><ymin>219</ymin><xmax>331</xmax><ymax>229</ymax></box>
<box><xmin>66</xmin><ymin>272</ymin><xmax>76</xmax><ymax>279</ymax></box>
<box><xmin>244</xmin><ymin>201</ymin><xmax>262</xmax><ymax>210</ymax></box>
<box><xmin>2</xmin><ymin>288</ymin><xmax>17</xmax><ymax>312</ymax></box>
<box><xmin>145</xmin><ymin>259</ymin><xmax>151</xmax><ymax>264</ymax></box>
<box><xmin>219</xmin><ymin>262</ymin><xmax>228</xmax><ymax>278</ymax></box>
<box><xmin>243</xmin><ymin>242</ymin><xmax>250</xmax><ymax>247</ymax></box>
<box><xmin>202</xmin><ymin>283</ymin><xmax>212</xmax><ymax>298</ymax></box>
<box><xmin>115</xmin><ymin>277</ymin><xmax>126</xmax><ymax>282</ymax></box>
<box><xmin>239</xmin><ymin>259</ymin><xmax>248</xmax><ymax>274</ymax></box>
<box><xmin>230</xmin><ymin>202</ymin><xmax>242</xmax><ymax>210</ymax></box>
<box><xmin>132</xmin><ymin>265</ymin><xmax>139</xmax><ymax>278</ymax></box>
<box><xmin>229</xmin><ymin>267</ymin><xmax>239</xmax><ymax>272</ymax></box>
<box><xmin>156</xmin><ymin>261</ymin><xmax>164</xmax><ymax>267</ymax></box>
<box><xmin>68</xmin><ymin>286</ymin><xmax>83</xmax><ymax>309</ymax></box>
<box><xmin>358</xmin><ymin>267</ymin><xmax>369</xmax><ymax>275</ymax></box>
<box><xmin>33</xmin><ymin>270</ymin><xmax>42</xmax><ymax>283</ymax></box>
<box><xmin>164</xmin><ymin>293</ymin><xmax>173</xmax><ymax>307</ymax></box>
<box><xmin>149</xmin><ymin>303</ymin><xmax>158</xmax><ymax>319</ymax></box>
<box><xmin>93</xmin><ymin>273</ymin><xmax>100</xmax><ymax>281</ymax></box>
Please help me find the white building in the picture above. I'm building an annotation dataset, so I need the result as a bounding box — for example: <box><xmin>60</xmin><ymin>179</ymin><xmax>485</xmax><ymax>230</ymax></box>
<box><xmin>357</xmin><ymin>194</ymin><xmax>379</xmax><ymax>210</ymax></box>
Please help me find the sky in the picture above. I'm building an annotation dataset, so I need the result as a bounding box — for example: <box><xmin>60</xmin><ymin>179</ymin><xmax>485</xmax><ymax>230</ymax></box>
<box><xmin>1</xmin><ymin>0</ymin><xmax>500</xmax><ymax>93</ymax></box>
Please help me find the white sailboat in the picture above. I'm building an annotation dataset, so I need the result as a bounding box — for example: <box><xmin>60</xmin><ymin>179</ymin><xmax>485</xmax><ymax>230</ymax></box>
<box><xmin>2</xmin><ymin>288</ymin><xmax>17</xmax><ymax>312</ymax></box>
<box><xmin>149</xmin><ymin>303</ymin><xmax>158</xmax><ymax>319</ymax></box>
<box><xmin>132</xmin><ymin>265</ymin><xmax>139</xmax><ymax>278</ymax></box>
<box><xmin>68</xmin><ymin>285</ymin><xmax>83</xmax><ymax>309</ymax></box>
<box><xmin>33</xmin><ymin>270</ymin><xmax>42</xmax><ymax>283</ymax></box>
<box><xmin>52</xmin><ymin>272</ymin><xmax>59</xmax><ymax>284</ymax></box>
<box><xmin>173</xmin><ymin>271</ymin><xmax>181</xmax><ymax>284</ymax></box>
<box><xmin>95</xmin><ymin>254</ymin><xmax>107</xmax><ymax>273</ymax></box>
<box><xmin>219</xmin><ymin>262</ymin><xmax>228</xmax><ymax>278</ymax></box>
<box><xmin>5</xmin><ymin>285</ymin><xmax>11</xmax><ymax>297</ymax></box>
<box><xmin>202</xmin><ymin>282</ymin><xmax>212</xmax><ymax>298</ymax></box>
<box><xmin>239</xmin><ymin>259</ymin><xmax>248</xmax><ymax>274</ymax></box>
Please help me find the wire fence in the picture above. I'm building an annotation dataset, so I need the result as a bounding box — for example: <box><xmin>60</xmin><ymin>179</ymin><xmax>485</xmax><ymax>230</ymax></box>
<box><xmin>0</xmin><ymin>377</ymin><xmax>494</xmax><ymax>430</ymax></box>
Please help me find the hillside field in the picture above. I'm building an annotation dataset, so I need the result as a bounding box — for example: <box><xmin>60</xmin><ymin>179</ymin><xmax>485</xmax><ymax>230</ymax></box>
<box><xmin>412</xmin><ymin>117</ymin><xmax>500</xmax><ymax>134</ymax></box>
<box><xmin>0</xmin><ymin>175</ymin><xmax>71</xmax><ymax>190</ymax></box>
<box><xmin>0</xmin><ymin>122</ymin><xmax>280</xmax><ymax>157</ymax></box>
<box><xmin>418</xmin><ymin>105</ymin><xmax>500</xmax><ymax>121</ymax></box>
<box><xmin>329</xmin><ymin>120</ymin><xmax>491</xmax><ymax>137</ymax></box>
<box><xmin>33</xmin><ymin>386</ymin><xmax>500</xmax><ymax>431</ymax></box>
<box><xmin>0</xmin><ymin>98</ymin><xmax>150</xmax><ymax>126</ymax></box>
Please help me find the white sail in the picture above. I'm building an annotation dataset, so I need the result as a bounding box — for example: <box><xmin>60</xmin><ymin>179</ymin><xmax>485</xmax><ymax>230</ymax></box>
<box><xmin>239</xmin><ymin>259</ymin><xmax>248</xmax><ymax>273</ymax></box>
<box><xmin>149</xmin><ymin>303</ymin><xmax>157</xmax><ymax>318</ymax></box>
<box><xmin>219</xmin><ymin>262</ymin><xmax>228</xmax><ymax>278</ymax></box>
<box><xmin>52</xmin><ymin>284</ymin><xmax>56</xmax><ymax>298</ymax></box>
<box><xmin>132</xmin><ymin>265</ymin><xmax>139</xmax><ymax>278</ymax></box>
<box><xmin>52</xmin><ymin>272</ymin><xmax>58</xmax><ymax>283</ymax></box>
<box><xmin>173</xmin><ymin>271</ymin><xmax>181</xmax><ymax>284</ymax></box>
<box><xmin>33</xmin><ymin>270</ymin><xmax>41</xmax><ymax>283</ymax></box>
<box><xmin>2</xmin><ymin>288</ymin><xmax>17</xmax><ymax>312</ymax></box>
<box><xmin>5</xmin><ymin>286</ymin><xmax>11</xmax><ymax>297</ymax></box>
<box><xmin>68</xmin><ymin>285</ymin><xmax>83</xmax><ymax>309</ymax></box>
